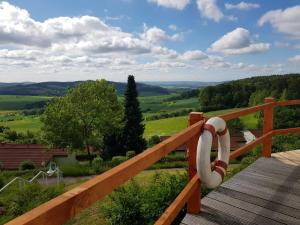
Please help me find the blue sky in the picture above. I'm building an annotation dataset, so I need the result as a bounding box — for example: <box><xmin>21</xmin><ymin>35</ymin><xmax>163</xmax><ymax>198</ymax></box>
<box><xmin>0</xmin><ymin>0</ymin><xmax>300</xmax><ymax>82</ymax></box>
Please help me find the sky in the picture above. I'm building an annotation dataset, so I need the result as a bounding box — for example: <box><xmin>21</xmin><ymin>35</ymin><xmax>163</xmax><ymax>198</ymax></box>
<box><xmin>0</xmin><ymin>0</ymin><xmax>300</xmax><ymax>82</ymax></box>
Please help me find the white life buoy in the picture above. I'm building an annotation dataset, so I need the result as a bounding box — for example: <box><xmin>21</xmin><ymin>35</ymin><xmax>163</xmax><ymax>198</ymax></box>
<box><xmin>196</xmin><ymin>117</ymin><xmax>230</xmax><ymax>189</ymax></box>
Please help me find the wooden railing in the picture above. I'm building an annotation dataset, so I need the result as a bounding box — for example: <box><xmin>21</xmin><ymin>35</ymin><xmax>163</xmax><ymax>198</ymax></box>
<box><xmin>7</xmin><ymin>98</ymin><xmax>300</xmax><ymax>225</ymax></box>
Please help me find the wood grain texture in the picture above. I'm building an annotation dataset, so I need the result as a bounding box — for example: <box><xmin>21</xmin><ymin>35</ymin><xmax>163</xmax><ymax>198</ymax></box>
<box><xmin>182</xmin><ymin>150</ymin><xmax>300</xmax><ymax>225</ymax></box>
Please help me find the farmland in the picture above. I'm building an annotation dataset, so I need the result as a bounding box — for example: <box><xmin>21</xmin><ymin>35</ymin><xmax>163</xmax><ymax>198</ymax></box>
<box><xmin>0</xmin><ymin>94</ymin><xmax>257</xmax><ymax>139</ymax></box>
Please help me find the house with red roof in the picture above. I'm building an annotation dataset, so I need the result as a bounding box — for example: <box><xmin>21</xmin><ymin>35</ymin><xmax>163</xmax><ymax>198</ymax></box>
<box><xmin>0</xmin><ymin>143</ymin><xmax>67</xmax><ymax>170</ymax></box>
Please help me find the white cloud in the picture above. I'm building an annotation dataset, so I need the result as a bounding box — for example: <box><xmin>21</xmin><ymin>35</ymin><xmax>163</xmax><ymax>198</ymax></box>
<box><xmin>141</xmin><ymin>26</ymin><xmax>167</xmax><ymax>43</ymax></box>
<box><xmin>180</xmin><ymin>50</ymin><xmax>207</xmax><ymax>60</ymax></box>
<box><xmin>196</xmin><ymin>0</ymin><xmax>224</xmax><ymax>22</ymax></box>
<box><xmin>209</xmin><ymin>27</ymin><xmax>270</xmax><ymax>55</ymax></box>
<box><xmin>141</xmin><ymin>25</ymin><xmax>182</xmax><ymax>43</ymax></box>
<box><xmin>258</xmin><ymin>5</ymin><xmax>300</xmax><ymax>39</ymax></box>
<box><xmin>288</xmin><ymin>55</ymin><xmax>300</xmax><ymax>63</ymax></box>
<box><xmin>148</xmin><ymin>0</ymin><xmax>190</xmax><ymax>10</ymax></box>
<box><xmin>225</xmin><ymin>1</ymin><xmax>260</xmax><ymax>10</ymax></box>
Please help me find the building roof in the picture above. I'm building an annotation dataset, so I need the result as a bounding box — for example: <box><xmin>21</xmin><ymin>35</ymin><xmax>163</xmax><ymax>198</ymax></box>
<box><xmin>0</xmin><ymin>144</ymin><xmax>67</xmax><ymax>170</ymax></box>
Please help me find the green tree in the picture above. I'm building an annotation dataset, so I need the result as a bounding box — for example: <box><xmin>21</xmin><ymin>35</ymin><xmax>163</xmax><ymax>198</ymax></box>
<box><xmin>123</xmin><ymin>75</ymin><xmax>147</xmax><ymax>154</ymax></box>
<box><xmin>41</xmin><ymin>80</ymin><xmax>123</xmax><ymax>161</ymax></box>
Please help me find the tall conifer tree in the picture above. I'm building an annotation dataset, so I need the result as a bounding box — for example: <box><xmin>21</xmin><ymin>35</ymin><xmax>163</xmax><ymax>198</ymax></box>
<box><xmin>123</xmin><ymin>75</ymin><xmax>147</xmax><ymax>154</ymax></box>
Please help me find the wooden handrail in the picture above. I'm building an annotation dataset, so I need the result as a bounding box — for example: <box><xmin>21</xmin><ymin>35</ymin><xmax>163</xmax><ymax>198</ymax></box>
<box><xmin>273</xmin><ymin>127</ymin><xmax>300</xmax><ymax>135</ymax></box>
<box><xmin>155</xmin><ymin>175</ymin><xmax>199</xmax><ymax>225</ymax></box>
<box><xmin>6</xmin><ymin>120</ymin><xmax>204</xmax><ymax>225</ymax></box>
<box><xmin>276</xmin><ymin>99</ymin><xmax>300</xmax><ymax>106</ymax></box>
<box><xmin>229</xmin><ymin>131</ymin><xmax>273</xmax><ymax>161</ymax></box>
<box><xmin>156</xmin><ymin>98</ymin><xmax>300</xmax><ymax>224</ymax></box>
<box><xmin>219</xmin><ymin>102</ymin><xmax>275</xmax><ymax>121</ymax></box>
<box><xmin>7</xmin><ymin>99</ymin><xmax>300</xmax><ymax>225</ymax></box>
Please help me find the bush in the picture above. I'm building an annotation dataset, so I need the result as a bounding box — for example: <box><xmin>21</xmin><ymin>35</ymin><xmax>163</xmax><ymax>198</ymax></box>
<box><xmin>75</xmin><ymin>153</ymin><xmax>98</xmax><ymax>162</ymax></box>
<box><xmin>60</xmin><ymin>164</ymin><xmax>92</xmax><ymax>176</ymax></box>
<box><xmin>92</xmin><ymin>156</ymin><xmax>104</xmax><ymax>173</ymax></box>
<box><xmin>0</xmin><ymin>176</ymin><xmax>4</xmax><ymax>189</ymax></box>
<box><xmin>20</xmin><ymin>160</ymin><xmax>35</xmax><ymax>170</ymax></box>
<box><xmin>272</xmin><ymin>134</ymin><xmax>300</xmax><ymax>152</ymax></box>
<box><xmin>227</xmin><ymin>118</ymin><xmax>244</xmax><ymax>132</ymax></box>
<box><xmin>159</xmin><ymin>152</ymin><xmax>186</xmax><ymax>162</ymax></box>
<box><xmin>102</xmin><ymin>172</ymin><xmax>187</xmax><ymax>225</ymax></box>
<box><xmin>126</xmin><ymin>151</ymin><xmax>136</xmax><ymax>159</ymax></box>
<box><xmin>4</xmin><ymin>130</ymin><xmax>18</xmax><ymax>141</ymax></box>
<box><xmin>9</xmin><ymin>184</ymin><xmax>64</xmax><ymax>216</ymax></box>
<box><xmin>112</xmin><ymin>156</ymin><xmax>127</xmax><ymax>165</ymax></box>
<box><xmin>150</xmin><ymin>161</ymin><xmax>187</xmax><ymax>170</ymax></box>
<box><xmin>148</xmin><ymin>135</ymin><xmax>160</xmax><ymax>147</ymax></box>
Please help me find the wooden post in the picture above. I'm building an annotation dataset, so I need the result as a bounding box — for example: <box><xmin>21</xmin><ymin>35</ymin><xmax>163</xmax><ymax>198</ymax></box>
<box><xmin>187</xmin><ymin>112</ymin><xmax>203</xmax><ymax>214</ymax></box>
<box><xmin>262</xmin><ymin>97</ymin><xmax>275</xmax><ymax>157</ymax></box>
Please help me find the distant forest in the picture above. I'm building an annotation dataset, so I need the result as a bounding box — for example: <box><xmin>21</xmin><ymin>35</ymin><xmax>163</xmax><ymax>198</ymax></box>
<box><xmin>199</xmin><ymin>74</ymin><xmax>300</xmax><ymax>111</ymax></box>
<box><xmin>0</xmin><ymin>81</ymin><xmax>169</xmax><ymax>97</ymax></box>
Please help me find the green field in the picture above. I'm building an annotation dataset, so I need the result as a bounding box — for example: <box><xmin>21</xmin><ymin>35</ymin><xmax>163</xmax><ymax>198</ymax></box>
<box><xmin>0</xmin><ymin>106</ymin><xmax>257</xmax><ymax>138</ymax></box>
<box><xmin>0</xmin><ymin>95</ymin><xmax>51</xmax><ymax>110</ymax></box>
<box><xmin>0</xmin><ymin>95</ymin><xmax>258</xmax><ymax>137</ymax></box>
<box><xmin>144</xmin><ymin>108</ymin><xmax>247</xmax><ymax>138</ymax></box>
<box><xmin>0</xmin><ymin>115</ymin><xmax>42</xmax><ymax>133</ymax></box>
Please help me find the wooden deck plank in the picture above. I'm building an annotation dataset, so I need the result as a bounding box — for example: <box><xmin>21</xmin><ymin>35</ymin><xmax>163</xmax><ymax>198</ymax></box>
<box><xmin>184</xmin><ymin>205</ymin><xmax>250</xmax><ymax>225</ymax></box>
<box><xmin>182</xmin><ymin>150</ymin><xmax>300</xmax><ymax>224</ymax></box>
<box><xmin>235</xmin><ymin>170</ymin><xmax>300</xmax><ymax>189</ymax></box>
<box><xmin>215</xmin><ymin>186</ymin><xmax>300</xmax><ymax>219</ymax></box>
<box><xmin>207</xmin><ymin>191</ymin><xmax>300</xmax><ymax>224</ymax></box>
<box><xmin>231</xmin><ymin>173</ymin><xmax>300</xmax><ymax>195</ymax></box>
<box><xmin>222</xmin><ymin>181</ymin><xmax>300</xmax><ymax>209</ymax></box>
<box><xmin>201</xmin><ymin>197</ymin><xmax>284</xmax><ymax>225</ymax></box>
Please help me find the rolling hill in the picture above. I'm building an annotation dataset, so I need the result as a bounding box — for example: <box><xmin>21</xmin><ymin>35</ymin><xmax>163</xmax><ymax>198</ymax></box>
<box><xmin>0</xmin><ymin>81</ymin><xmax>170</xmax><ymax>97</ymax></box>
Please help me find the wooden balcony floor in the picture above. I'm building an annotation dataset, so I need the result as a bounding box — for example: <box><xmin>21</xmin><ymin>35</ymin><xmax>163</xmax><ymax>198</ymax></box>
<box><xmin>181</xmin><ymin>150</ymin><xmax>300</xmax><ymax>225</ymax></box>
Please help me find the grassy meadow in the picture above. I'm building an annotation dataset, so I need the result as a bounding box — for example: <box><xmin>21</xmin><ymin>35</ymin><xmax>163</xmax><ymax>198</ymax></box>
<box><xmin>0</xmin><ymin>94</ymin><xmax>258</xmax><ymax>138</ymax></box>
<box><xmin>0</xmin><ymin>95</ymin><xmax>51</xmax><ymax>110</ymax></box>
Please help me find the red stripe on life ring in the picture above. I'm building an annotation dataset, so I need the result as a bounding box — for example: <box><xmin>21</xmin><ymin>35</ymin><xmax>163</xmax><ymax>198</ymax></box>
<box><xmin>215</xmin><ymin>160</ymin><xmax>228</xmax><ymax>170</ymax></box>
<box><xmin>204</xmin><ymin>124</ymin><xmax>216</xmax><ymax>136</ymax></box>
<box><xmin>216</xmin><ymin>126</ymin><xmax>227</xmax><ymax>136</ymax></box>
<box><xmin>214</xmin><ymin>167</ymin><xmax>225</xmax><ymax>181</ymax></box>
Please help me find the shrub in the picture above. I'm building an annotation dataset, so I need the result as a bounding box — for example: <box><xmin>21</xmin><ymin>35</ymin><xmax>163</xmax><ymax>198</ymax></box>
<box><xmin>159</xmin><ymin>152</ymin><xmax>186</xmax><ymax>162</ymax></box>
<box><xmin>111</xmin><ymin>156</ymin><xmax>127</xmax><ymax>165</ymax></box>
<box><xmin>4</xmin><ymin>130</ymin><xmax>18</xmax><ymax>141</ymax></box>
<box><xmin>103</xmin><ymin>180</ymin><xmax>145</xmax><ymax>225</ymax></box>
<box><xmin>75</xmin><ymin>153</ymin><xmax>98</xmax><ymax>162</ymax></box>
<box><xmin>20</xmin><ymin>160</ymin><xmax>35</xmax><ymax>170</ymax></box>
<box><xmin>102</xmin><ymin>172</ymin><xmax>187</xmax><ymax>225</ymax></box>
<box><xmin>126</xmin><ymin>151</ymin><xmax>136</xmax><ymax>159</ymax></box>
<box><xmin>0</xmin><ymin>176</ymin><xmax>4</xmax><ymax>189</ymax></box>
<box><xmin>9</xmin><ymin>184</ymin><xmax>64</xmax><ymax>216</ymax></box>
<box><xmin>241</xmin><ymin>156</ymin><xmax>257</xmax><ymax>168</ymax></box>
<box><xmin>60</xmin><ymin>164</ymin><xmax>92</xmax><ymax>176</ymax></box>
<box><xmin>92</xmin><ymin>156</ymin><xmax>104</xmax><ymax>173</ymax></box>
<box><xmin>148</xmin><ymin>135</ymin><xmax>160</xmax><ymax>147</ymax></box>
<box><xmin>227</xmin><ymin>118</ymin><xmax>244</xmax><ymax>131</ymax></box>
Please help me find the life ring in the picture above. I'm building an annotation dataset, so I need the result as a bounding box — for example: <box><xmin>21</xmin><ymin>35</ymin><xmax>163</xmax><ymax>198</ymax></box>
<box><xmin>196</xmin><ymin>117</ymin><xmax>230</xmax><ymax>188</ymax></box>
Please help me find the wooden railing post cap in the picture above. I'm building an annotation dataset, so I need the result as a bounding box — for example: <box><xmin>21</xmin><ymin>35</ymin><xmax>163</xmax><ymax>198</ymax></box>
<box><xmin>189</xmin><ymin>112</ymin><xmax>203</xmax><ymax>119</ymax></box>
<box><xmin>264</xmin><ymin>97</ymin><xmax>275</xmax><ymax>103</ymax></box>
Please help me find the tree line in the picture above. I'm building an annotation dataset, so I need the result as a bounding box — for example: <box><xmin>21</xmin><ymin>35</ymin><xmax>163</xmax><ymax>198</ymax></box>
<box><xmin>199</xmin><ymin>74</ymin><xmax>300</xmax><ymax>111</ymax></box>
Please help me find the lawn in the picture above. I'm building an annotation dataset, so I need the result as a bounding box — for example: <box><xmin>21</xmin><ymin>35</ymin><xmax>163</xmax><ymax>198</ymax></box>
<box><xmin>240</xmin><ymin>113</ymin><xmax>258</xmax><ymax>129</ymax></box>
<box><xmin>0</xmin><ymin>115</ymin><xmax>42</xmax><ymax>133</ymax></box>
<box><xmin>144</xmin><ymin>108</ymin><xmax>248</xmax><ymax>139</ymax></box>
